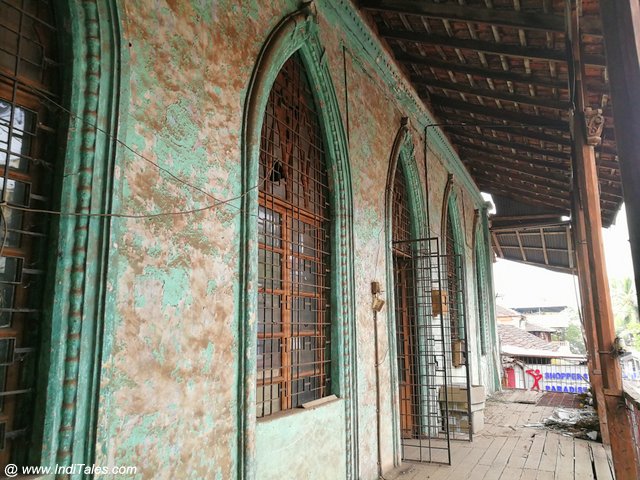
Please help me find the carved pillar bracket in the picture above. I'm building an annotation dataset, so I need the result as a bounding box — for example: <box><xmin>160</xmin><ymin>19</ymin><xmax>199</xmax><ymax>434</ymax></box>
<box><xmin>584</xmin><ymin>107</ymin><xmax>605</xmax><ymax>146</ymax></box>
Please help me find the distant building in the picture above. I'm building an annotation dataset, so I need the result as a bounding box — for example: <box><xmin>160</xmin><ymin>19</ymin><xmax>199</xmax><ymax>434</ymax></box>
<box><xmin>514</xmin><ymin>306</ymin><xmax>573</xmax><ymax>341</ymax></box>
<box><xmin>525</xmin><ymin>322</ymin><xmax>556</xmax><ymax>342</ymax></box>
<box><xmin>496</xmin><ymin>305</ymin><xmax>525</xmax><ymax>328</ymax></box>
<box><xmin>498</xmin><ymin>324</ymin><xmax>588</xmax><ymax>393</ymax></box>
<box><xmin>498</xmin><ymin>324</ymin><xmax>559</xmax><ymax>359</ymax></box>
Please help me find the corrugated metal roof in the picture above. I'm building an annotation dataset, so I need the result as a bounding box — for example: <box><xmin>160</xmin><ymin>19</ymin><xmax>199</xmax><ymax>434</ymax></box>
<box><xmin>490</xmin><ymin>220</ymin><xmax>575</xmax><ymax>273</ymax></box>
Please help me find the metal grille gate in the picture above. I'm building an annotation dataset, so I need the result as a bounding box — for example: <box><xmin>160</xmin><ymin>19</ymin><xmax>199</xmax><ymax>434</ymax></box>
<box><xmin>393</xmin><ymin>237</ymin><xmax>472</xmax><ymax>464</ymax></box>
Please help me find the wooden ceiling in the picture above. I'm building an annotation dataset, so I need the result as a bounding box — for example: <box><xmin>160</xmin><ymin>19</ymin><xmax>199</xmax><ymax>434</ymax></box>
<box><xmin>360</xmin><ymin>0</ymin><xmax>623</xmax><ymax>227</ymax></box>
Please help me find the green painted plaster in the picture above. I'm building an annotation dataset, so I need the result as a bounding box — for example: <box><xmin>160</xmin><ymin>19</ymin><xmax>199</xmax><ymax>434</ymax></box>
<box><xmin>255</xmin><ymin>401</ymin><xmax>347</xmax><ymax>480</ymax></box>
<box><xmin>33</xmin><ymin>0</ymin><xmax>123</xmax><ymax>477</ymax></box>
<box><xmin>319</xmin><ymin>0</ymin><xmax>484</xmax><ymax>209</ymax></box>
<box><xmin>382</xmin><ymin>124</ymin><xmax>428</xmax><ymax>465</ymax></box>
<box><xmin>239</xmin><ymin>6</ymin><xmax>358</xmax><ymax>479</ymax></box>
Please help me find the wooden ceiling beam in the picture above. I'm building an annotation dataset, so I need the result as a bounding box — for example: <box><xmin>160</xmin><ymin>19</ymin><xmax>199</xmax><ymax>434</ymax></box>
<box><xmin>492</xmin><ymin>232</ymin><xmax>505</xmax><ymax>258</ymax></box>
<box><xmin>416</xmin><ymin>77</ymin><xmax>571</xmax><ymax>110</ymax></box>
<box><xmin>429</xmin><ymin>94</ymin><xmax>569</xmax><ymax>130</ymax></box>
<box><xmin>466</xmin><ymin>156</ymin><xmax>620</xmax><ymax>198</ymax></box>
<box><xmin>379</xmin><ymin>27</ymin><xmax>568</xmax><ymax>62</ymax></box>
<box><xmin>437</xmin><ymin>111</ymin><xmax>572</xmax><ymax>146</ymax></box>
<box><xmin>449</xmin><ymin>130</ymin><xmax>571</xmax><ymax>160</ymax></box>
<box><xmin>460</xmin><ymin>144</ymin><xmax>620</xmax><ymax>189</ymax></box>
<box><xmin>499</xmin><ymin>244</ymin><xmax>570</xmax><ymax>254</ymax></box>
<box><xmin>457</xmin><ymin>143</ymin><xmax>569</xmax><ymax>170</ymax></box>
<box><xmin>361</xmin><ymin>0</ymin><xmax>566</xmax><ymax>32</ymax></box>
<box><xmin>464</xmin><ymin>159</ymin><xmax>570</xmax><ymax>187</ymax></box>
<box><xmin>478</xmin><ymin>185</ymin><xmax>570</xmax><ymax>211</ymax></box>
<box><xmin>477</xmin><ymin>172</ymin><xmax>570</xmax><ymax>199</ymax></box>
<box><xmin>464</xmin><ymin>153</ymin><xmax>569</xmax><ymax>179</ymax></box>
<box><xmin>515</xmin><ymin>230</ymin><xmax>528</xmax><ymax>261</ymax></box>
<box><xmin>395</xmin><ymin>52</ymin><xmax>569</xmax><ymax>89</ymax></box>
<box><xmin>477</xmin><ymin>181</ymin><xmax>571</xmax><ymax>209</ymax></box>
<box><xmin>462</xmin><ymin>134</ymin><xmax>619</xmax><ymax>177</ymax></box>
<box><xmin>479</xmin><ymin>176</ymin><xmax>570</xmax><ymax>200</ymax></box>
<box><xmin>596</xmin><ymin>184</ymin><xmax>624</xmax><ymax>199</ymax></box>
<box><xmin>440</xmin><ymin>110</ymin><xmax>618</xmax><ymax>156</ymax></box>
<box><xmin>595</xmin><ymin>158</ymin><xmax>622</xmax><ymax>170</ymax></box>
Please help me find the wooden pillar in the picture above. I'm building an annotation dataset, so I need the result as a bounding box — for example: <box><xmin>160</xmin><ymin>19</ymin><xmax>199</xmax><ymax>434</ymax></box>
<box><xmin>599</xmin><ymin>0</ymin><xmax>640</xmax><ymax>310</ymax></box>
<box><xmin>568</xmin><ymin>2</ymin><xmax>636</xmax><ymax>478</ymax></box>
<box><xmin>572</xmin><ymin>197</ymin><xmax>609</xmax><ymax>445</ymax></box>
<box><xmin>572</xmin><ymin>109</ymin><xmax>635</xmax><ymax>480</ymax></box>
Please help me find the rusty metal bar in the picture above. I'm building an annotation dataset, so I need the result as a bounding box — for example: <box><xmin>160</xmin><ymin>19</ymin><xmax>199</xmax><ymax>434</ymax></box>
<box><xmin>256</xmin><ymin>54</ymin><xmax>332</xmax><ymax>418</ymax></box>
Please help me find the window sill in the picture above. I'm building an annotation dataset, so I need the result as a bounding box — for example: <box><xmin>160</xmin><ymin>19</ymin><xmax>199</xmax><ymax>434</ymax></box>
<box><xmin>257</xmin><ymin>394</ymin><xmax>341</xmax><ymax>424</ymax></box>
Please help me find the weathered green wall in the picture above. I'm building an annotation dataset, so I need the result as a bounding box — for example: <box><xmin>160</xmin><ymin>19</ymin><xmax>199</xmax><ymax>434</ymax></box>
<box><xmin>255</xmin><ymin>400</ymin><xmax>346</xmax><ymax>480</ymax></box>
<box><xmin>90</xmin><ymin>1</ymin><xmax>499</xmax><ymax>479</ymax></box>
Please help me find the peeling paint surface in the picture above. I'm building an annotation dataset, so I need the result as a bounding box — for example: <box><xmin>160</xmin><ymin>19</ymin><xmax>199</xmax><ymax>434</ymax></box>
<box><xmin>255</xmin><ymin>402</ymin><xmax>347</xmax><ymax>480</ymax></box>
<box><xmin>90</xmin><ymin>1</ymin><xmax>500</xmax><ymax>479</ymax></box>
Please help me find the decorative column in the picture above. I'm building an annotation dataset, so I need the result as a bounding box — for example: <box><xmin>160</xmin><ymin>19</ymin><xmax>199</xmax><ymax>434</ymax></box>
<box><xmin>570</xmin><ymin>108</ymin><xmax>608</xmax><ymax>445</ymax></box>
<box><xmin>568</xmin><ymin>2</ymin><xmax>636</xmax><ymax>477</ymax></box>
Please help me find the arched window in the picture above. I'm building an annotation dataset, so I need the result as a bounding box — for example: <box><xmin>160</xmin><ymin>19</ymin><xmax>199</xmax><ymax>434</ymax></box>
<box><xmin>475</xmin><ymin>235</ymin><xmax>489</xmax><ymax>356</ymax></box>
<box><xmin>256</xmin><ymin>53</ymin><xmax>331</xmax><ymax>418</ymax></box>
<box><xmin>0</xmin><ymin>1</ymin><xmax>60</xmax><ymax>467</ymax></box>
<box><xmin>445</xmin><ymin>207</ymin><xmax>466</xmax><ymax>366</ymax></box>
<box><xmin>391</xmin><ymin>161</ymin><xmax>415</xmax><ymax>438</ymax></box>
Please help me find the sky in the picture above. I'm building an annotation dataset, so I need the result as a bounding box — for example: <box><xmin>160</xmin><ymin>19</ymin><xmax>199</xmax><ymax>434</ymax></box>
<box><xmin>490</xmin><ymin>204</ymin><xmax>634</xmax><ymax>309</ymax></box>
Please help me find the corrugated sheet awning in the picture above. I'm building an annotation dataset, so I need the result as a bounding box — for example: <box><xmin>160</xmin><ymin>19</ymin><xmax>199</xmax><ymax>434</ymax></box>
<box><xmin>491</xmin><ymin>219</ymin><xmax>575</xmax><ymax>274</ymax></box>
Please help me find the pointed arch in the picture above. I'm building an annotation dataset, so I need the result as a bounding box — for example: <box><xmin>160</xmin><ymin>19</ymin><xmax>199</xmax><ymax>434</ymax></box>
<box><xmin>383</xmin><ymin>119</ymin><xmax>427</xmax><ymax>464</ymax></box>
<box><xmin>473</xmin><ymin>205</ymin><xmax>502</xmax><ymax>392</ymax></box>
<box><xmin>239</xmin><ymin>6</ymin><xmax>357</xmax><ymax>479</ymax></box>
<box><xmin>440</xmin><ymin>174</ymin><xmax>465</xmax><ymax>262</ymax></box>
<box><xmin>441</xmin><ymin>176</ymin><xmax>468</xmax><ymax>367</ymax></box>
<box><xmin>472</xmin><ymin>210</ymin><xmax>489</xmax><ymax>357</ymax></box>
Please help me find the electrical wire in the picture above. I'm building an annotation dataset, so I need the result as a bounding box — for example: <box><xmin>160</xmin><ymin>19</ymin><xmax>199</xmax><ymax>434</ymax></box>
<box><xmin>1</xmin><ymin>70</ymin><xmax>223</xmax><ymax>205</ymax></box>
<box><xmin>0</xmin><ymin>74</ymin><xmax>292</xmax><ymax>225</ymax></box>
<box><xmin>1</xmin><ymin>69</ymin><xmax>566</xmax><ymax>244</ymax></box>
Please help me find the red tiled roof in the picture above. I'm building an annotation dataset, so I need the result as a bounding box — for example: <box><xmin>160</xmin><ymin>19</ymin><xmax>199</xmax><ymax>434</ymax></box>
<box><xmin>498</xmin><ymin>324</ymin><xmax>558</xmax><ymax>352</ymax></box>
<box><xmin>496</xmin><ymin>305</ymin><xmax>522</xmax><ymax>318</ymax></box>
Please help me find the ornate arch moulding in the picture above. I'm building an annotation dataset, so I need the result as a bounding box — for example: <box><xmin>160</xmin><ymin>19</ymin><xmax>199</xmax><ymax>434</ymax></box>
<box><xmin>440</xmin><ymin>173</ymin><xmax>455</xmax><ymax>244</ymax></box>
<box><xmin>238</xmin><ymin>3</ymin><xmax>358</xmax><ymax>479</ymax></box>
<box><xmin>320</xmin><ymin>0</ymin><xmax>483</xmax><ymax>207</ymax></box>
<box><xmin>382</xmin><ymin>117</ymin><xmax>429</xmax><ymax>466</ymax></box>
<box><xmin>38</xmin><ymin>0</ymin><xmax>123</xmax><ymax>474</ymax></box>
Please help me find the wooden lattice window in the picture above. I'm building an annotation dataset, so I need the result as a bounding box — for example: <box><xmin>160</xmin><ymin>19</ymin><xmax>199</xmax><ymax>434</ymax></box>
<box><xmin>0</xmin><ymin>0</ymin><xmax>60</xmax><ymax>467</ymax></box>
<box><xmin>256</xmin><ymin>54</ymin><xmax>331</xmax><ymax>418</ymax></box>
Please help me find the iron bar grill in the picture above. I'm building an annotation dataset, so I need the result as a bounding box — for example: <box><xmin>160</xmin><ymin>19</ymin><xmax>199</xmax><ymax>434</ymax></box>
<box><xmin>256</xmin><ymin>54</ymin><xmax>331</xmax><ymax>418</ymax></box>
<box><xmin>393</xmin><ymin>237</ymin><xmax>477</xmax><ymax>464</ymax></box>
<box><xmin>0</xmin><ymin>0</ymin><xmax>59</xmax><ymax>467</ymax></box>
<box><xmin>439</xmin><ymin>250</ymin><xmax>472</xmax><ymax>442</ymax></box>
<box><xmin>392</xmin><ymin>167</ymin><xmax>472</xmax><ymax>464</ymax></box>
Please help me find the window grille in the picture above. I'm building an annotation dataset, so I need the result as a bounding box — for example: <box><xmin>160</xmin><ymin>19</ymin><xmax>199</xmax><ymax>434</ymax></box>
<box><xmin>256</xmin><ymin>54</ymin><xmax>331</xmax><ymax>418</ymax></box>
<box><xmin>475</xmin><ymin>240</ymin><xmax>488</xmax><ymax>356</ymax></box>
<box><xmin>0</xmin><ymin>0</ymin><xmax>59</xmax><ymax>467</ymax></box>
<box><xmin>391</xmin><ymin>165</ymin><xmax>417</xmax><ymax>440</ymax></box>
<box><xmin>446</xmin><ymin>213</ymin><xmax>466</xmax><ymax>366</ymax></box>
<box><xmin>392</xmin><ymin>165</ymin><xmax>465</xmax><ymax>463</ymax></box>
